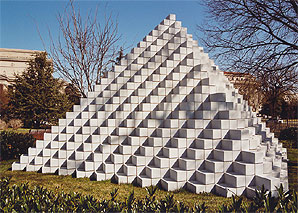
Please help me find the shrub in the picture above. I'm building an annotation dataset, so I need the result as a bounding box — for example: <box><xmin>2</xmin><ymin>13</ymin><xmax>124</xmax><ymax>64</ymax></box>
<box><xmin>0</xmin><ymin>131</ymin><xmax>35</xmax><ymax>160</ymax></box>
<box><xmin>0</xmin><ymin>119</ymin><xmax>7</xmax><ymax>130</ymax></box>
<box><xmin>279</xmin><ymin>127</ymin><xmax>297</xmax><ymax>148</ymax></box>
<box><xmin>0</xmin><ymin>177</ymin><xmax>297</xmax><ymax>212</ymax></box>
<box><xmin>7</xmin><ymin>119</ymin><xmax>23</xmax><ymax>130</ymax></box>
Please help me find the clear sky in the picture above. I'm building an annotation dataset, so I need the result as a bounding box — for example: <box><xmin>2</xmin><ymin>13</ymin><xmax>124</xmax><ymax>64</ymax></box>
<box><xmin>1</xmin><ymin>0</ymin><xmax>207</xmax><ymax>53</ymax></box>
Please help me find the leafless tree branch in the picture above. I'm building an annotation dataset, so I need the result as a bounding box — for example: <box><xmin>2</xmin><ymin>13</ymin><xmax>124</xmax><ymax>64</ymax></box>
<box><xmin>48</xmin><ymin>0</ymin><xmax>121</xmax><ymax>97</ymax></box>
<box><xmin>198</xmin><ymin>0</ymin><xmax>298</xmax><ymax>111</ymax></box>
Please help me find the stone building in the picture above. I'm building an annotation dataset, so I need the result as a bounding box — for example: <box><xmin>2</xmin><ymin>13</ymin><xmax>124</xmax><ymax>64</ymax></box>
<box><xmin>0</xmin><ymin>48</ymin><xmax>44</xmax><ymax>94</ymax></box>
<box><xmin>224</xmin><ymin>71</ymin><xmax>263</xmax><ymax>112</ymax></box>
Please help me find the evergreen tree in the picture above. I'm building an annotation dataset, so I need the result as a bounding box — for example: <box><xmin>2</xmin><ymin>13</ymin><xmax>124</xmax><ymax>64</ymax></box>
<box><xmin>65</xmin><ymin>83</ymin><xmax>80</xmax><ymax>106</ymax></box>
<box><xmin>0</xmin><ymin>89</ymin><xmax>9</xmax><ymax>121</ymax></box>
<box><xmin>8</xmin><ymin>52</ymin><xmax>74</xmax><ymax>128</ymax></box>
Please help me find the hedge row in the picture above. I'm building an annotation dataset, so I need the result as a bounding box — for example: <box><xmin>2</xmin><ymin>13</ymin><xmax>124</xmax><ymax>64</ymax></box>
<box><xmin>0</xmin><ymin>131</ymin><xmax>35</xmax><ymax>160</ymax></box>
<box><xmin>0</xmin><ymin>177</ymin><xmax>297</xmax><ymax>212</ymax></box>
<box><xmin>279</xmin><ymin>127</ymin><xmax>297</xmax><ymax>148</ymax></box>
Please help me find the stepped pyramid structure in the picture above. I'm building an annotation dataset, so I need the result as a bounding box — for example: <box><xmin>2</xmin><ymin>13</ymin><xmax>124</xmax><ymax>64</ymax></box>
<box><xmin>13</xmin><ymin>14</ymin><xmax>288</xmax><ymax>197</ymax></box>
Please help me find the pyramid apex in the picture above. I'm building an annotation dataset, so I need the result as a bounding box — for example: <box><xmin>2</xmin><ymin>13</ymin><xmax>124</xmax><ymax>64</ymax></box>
<box><xmin>166</xmin><ymin>14</ymin><xmax>176</xmax><ymax>21</ymax></box>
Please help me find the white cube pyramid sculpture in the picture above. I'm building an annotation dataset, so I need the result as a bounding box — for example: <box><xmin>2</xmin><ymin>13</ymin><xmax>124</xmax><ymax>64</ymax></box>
<box><xmin>13</xmin><ymin>14</ymin><xmax>288</xmax><ymax>197</ymax></box>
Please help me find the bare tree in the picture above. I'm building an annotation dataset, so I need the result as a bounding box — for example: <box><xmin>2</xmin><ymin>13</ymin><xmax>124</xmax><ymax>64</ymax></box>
<box><xmin>198</xmin><ymin>0</ymin><xmax>298</xmax><ymax>110</ymax></box>
<box><xmin>48</xmin><ymin>1</ymin><xmax>121</xmax><ymax>97</ymax></box>
<box><xmin>260</xmin><ymin>66</ymin><xmax>297</xmax><ymax>117</ymax></box>
<box><xmin>225</xmin><ymin>72</ymin><xmax>263</xmax><ymax>111</ymax></box>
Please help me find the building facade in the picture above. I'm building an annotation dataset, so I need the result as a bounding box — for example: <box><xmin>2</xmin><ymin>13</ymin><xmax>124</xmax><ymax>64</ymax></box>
<box><xmin>224</xmin><ymin>71</ymin><xmax>263</xmax><ymax>111</ymax></box>
<box><xmin>0</xmin><ymin>48</ymin><xmax>44</xmax><ymax>94</ymax></box>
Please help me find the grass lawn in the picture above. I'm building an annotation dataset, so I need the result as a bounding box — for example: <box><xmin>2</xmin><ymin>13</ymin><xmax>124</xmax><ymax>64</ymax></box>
<box><xmin>287</xmin><ymin>148</ymin><xmax>298</xmax><ymax>192</ymax></box>
<box><xmin>0</xmin><ymin>128</ymin><xmax>31</xmax><ymax>134</ymax></box>
<box><xmin>0</xmin><ymin>147</ymin><xmax>297</xmax><ymax>211</ymax></box>
<box><xmin>1</xmin><ymin>163</ymin><xmax>238</xmax><ymax>211</ymax></box>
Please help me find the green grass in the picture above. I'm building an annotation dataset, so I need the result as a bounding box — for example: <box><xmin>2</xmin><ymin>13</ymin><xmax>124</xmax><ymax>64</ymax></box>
<box><xmin>0</xmin><ymin>162</ymin><xmax>237</xmax><ymax>211</ymax></box>
<box><xmin>278</xmin><ymin>140</ymin><xmax>298</xmax><ymax>191</ymax></box>
<box><xmin>287</xmin><ymin>148</ymin><xmax>298</xmax><ymax>192</ymax></box>
<box><xmin>1</xmin><ymin>147</ymin><xmax>297</xmax><ymax>211</ymax></box>
<box><xmin>0</xmin><ymin>128</ymin><xmax>31</xmax><ymax>134</ymax></box>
